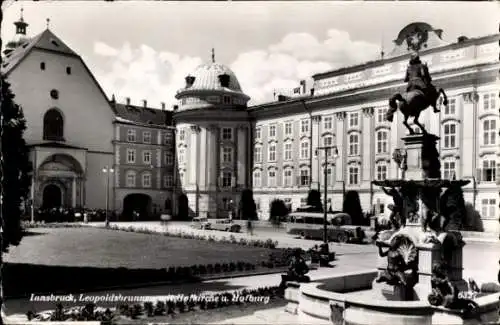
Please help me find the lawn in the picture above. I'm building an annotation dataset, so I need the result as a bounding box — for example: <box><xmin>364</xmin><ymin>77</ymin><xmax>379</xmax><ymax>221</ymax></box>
<box><xmin>4</xmin><ymin>227</ymin><xmax>273</xmax><ymax>269</ymax></box>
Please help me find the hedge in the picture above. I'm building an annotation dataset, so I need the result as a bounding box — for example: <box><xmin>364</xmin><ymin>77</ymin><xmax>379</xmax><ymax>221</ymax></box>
<box><xmin>27</xmin><ymin>286</ymin><xmax>281</xmax><ymax>323</ymax></box>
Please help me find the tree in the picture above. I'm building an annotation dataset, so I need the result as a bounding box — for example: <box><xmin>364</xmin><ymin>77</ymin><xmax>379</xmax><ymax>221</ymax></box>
<box><xmin>269</xmin><ymin>199</ymin><xmax>288</xmax><ymax>226</ymax></box>
<box><xmin>238</xmin><ymin>189</ymin><xmax>257</xmax><ymax>220</ymax></box>
<box><xmin>306</xmin><ymin>189</ymin><xmax>323</xmax><ymax>212</ymax></box>
<box><xmin>0</xmin><ymin>76</ymin><xmax>33</xmax><ymax>323</ymax></box>
<box><xmin>342</xmin><ymin>191</ymin><xmax>364</xmax><ymax>225</ymax></box>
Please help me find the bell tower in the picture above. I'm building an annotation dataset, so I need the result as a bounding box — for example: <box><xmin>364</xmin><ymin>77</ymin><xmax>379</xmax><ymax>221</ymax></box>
<box><xmin>4</xmin><ymin>8</ymin><xmax>29</xmax><ymax>56</ymax></box>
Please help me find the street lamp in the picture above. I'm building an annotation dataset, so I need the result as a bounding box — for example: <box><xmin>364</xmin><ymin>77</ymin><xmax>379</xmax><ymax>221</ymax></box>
<box><xmin>316</xmin><ymin>146</ymin><xmax>339</xmax><ymax>249</ymax></box>
<box><xmin>102</xmin><ymin>166</ymin><xmax>114</xmax><ymax>227</ymax></box>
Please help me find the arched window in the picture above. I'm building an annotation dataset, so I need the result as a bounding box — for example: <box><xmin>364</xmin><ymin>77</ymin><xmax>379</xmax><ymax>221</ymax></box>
<box><xmin>43</xmin><ymin>109</ymin><xmax>64</xmax><ymax>141</ymax></box>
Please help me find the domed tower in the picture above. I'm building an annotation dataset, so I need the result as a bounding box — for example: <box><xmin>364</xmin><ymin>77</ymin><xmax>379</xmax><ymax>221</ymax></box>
<box><xmin>173</xmin><ymin>50</ymin><xmax>251</xmax><ymax>219</ymax></box>
<box><xmin>4</xmin><ymin>8</ymin><xmax>30</xmax><ymax>56</ymax></box>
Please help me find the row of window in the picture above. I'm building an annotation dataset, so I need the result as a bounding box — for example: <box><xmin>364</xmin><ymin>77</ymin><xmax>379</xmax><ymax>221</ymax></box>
<box><xmin>442</xmin><ymin>119</ymin><xmax>497</xmax><ymax>148</ymax></box>
<box><xmin>126</xmin><ymin>129</ymin><xmax>173</xmax><ymax>145</ymax></box>
<box><xmin>178</xmin><ymin>127</ymin><xmax>234</xmax><ymax>142</ymax></box>
<box><xmin>254</xmin><ymin>131</ymin><xmax>389</xmax><ymax>163</ymax></box>
<box><xmin>175</xmin><ymin>171</ymin><xmax>234</xmax><ymax>188</ymax></box>
<box><xmin>176</xmin><ymin>146</ymin><xmax>236</xmax><ymax>165</ymax></box>
<box><xmin>124</xmin><ymin>171</ymin><xmax>174</xmax><ymax>188</ymax></box>
<box><xmin>252</xmin><ymin>159</ymin><xmax>499</xmax><ymax>188</ymax></box>
<box><xmin>125</xmin><ymin>149</ymin><xmax>174</xmax><ymax>165</ymax></box>
<box><xmin>180</xmin><ymin>95</ymin><xmax>242</xmax><ymax>106</ymax></box>
<box><xmin>40</xmin><ymin>62</ymin><xmax>72</xmax><ymax>75</ymax></box>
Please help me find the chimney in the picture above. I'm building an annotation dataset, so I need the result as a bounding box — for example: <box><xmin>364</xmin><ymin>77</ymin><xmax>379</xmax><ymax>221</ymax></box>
<box><xmin>161</xmin><ymin>102</ymin><xmax>166</xmax><ymax>110</ymax></box>
<box><xmin>277</xmin><ymin>95</ymin><xmax>289</xmax><ymax>102</ymax></box>
<box><xmin>111</xmin><ymin>94</ymin><xmax>116</xmax><ymax>103</ymax></box>
<box><xmin>300</xmin><ymin>80</ymin><xmax>306</xmax><ymax>94</ymax></box>
<box><xmin>126</xmin><ymin>97</ymin><xmax>131</xmax><ymax>106</ymax></box>
<box><xmin>173</xmin><ymin>105</ymin><xmax>179</xmax><ymax>111</ymax></box>
<box><xmin>310</xmin><ymin>88</ymin><xmax>315</xmax><ymax>96</ymax></box>
<box><xmin>142</xmin><ymin>99</ymin><xmax>147</xmax><ymax>108</ymax></box>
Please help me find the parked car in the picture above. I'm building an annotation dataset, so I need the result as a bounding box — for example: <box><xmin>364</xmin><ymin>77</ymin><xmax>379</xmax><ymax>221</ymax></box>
<box><xmin>191</xmin><ymin>217</ymin><xmax>211</xmax><ymax>230</ymax></box>
<box><xmin>211</xmin><ymin>219</ymin><xmax>241</xmax><ymax>233</ymax></box>
<box><xmin>285</xmin><ymin>212</ymin><xmax>366</xmax><ymax>243</ymax></box>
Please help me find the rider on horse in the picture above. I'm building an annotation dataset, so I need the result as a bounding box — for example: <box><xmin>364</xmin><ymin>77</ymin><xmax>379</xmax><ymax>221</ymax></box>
<box><xmin>404</xmin><ymin>51</ymin><xmax>439</xmax><ymax>113</ymax></box>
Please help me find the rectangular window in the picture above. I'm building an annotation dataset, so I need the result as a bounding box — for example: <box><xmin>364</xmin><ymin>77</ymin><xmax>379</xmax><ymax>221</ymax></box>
<box><xmin>164</xmin><ymin>152</ymin><xmax>173</xmax><ymax>165</ymax></box>
<box><xmin>142</xmin><ymin>173</ymin><xmax>152</xmax><ymax>188</ymax></box>
<box><xmin>179</xmin><ymin>129</ymin><xmax>185</xmax><ymax>141</ymax></box>
<box><xmin>284</xmin><ymin>143</ymin><xmax>293</xmax><ymax>161</ymax></box>
<box><xmin>300</xmin><ymin>141</ymin><xmax>309</xmax><ymax>159</ymax></box>
<box><xmin>126</xmin><ymin>149</ymin><xmax>136</xmax><ymax>163</ymax></box>
<box><xmin>481</xmin><ymin>198</ymin><xmax>496</xmax><ymax>218</ymax></box>
<box><xmin>164</xmin><ymin>175</ymin><xmax>173</xmax><ymax>187</ymax></box>
<box><xmin>301</xmin><ymin>120</ymin><xmax>310</xmax><ymax>134</ymax></box>
<box><xmin>143</xmin><ymin>150</ymin><xmax>152</xmax><ymax>164</ymax></box>
<box><xmin>268</xmin><ymin>170</ymin><xmax>276</xmax><ymax>187</ymax></box>
<box><xmin>444</xmin><ymin>98</ymin><xmax>456</xmax><ymax>116</ymax></box>
<box><xmin>222</xmin><ymin>127</ymin><xmax>233</xmax><ymax>141</ymax></box>
<box><xmin>349</xmin><ymin>134</ymin><xmax>359</xmax><ymax>156</ymax></box>
<box><xmin>127</xmin><ymin>129</ymin><xmax>136</xmax><ymax>142</ymax></box>
<box><xmin>143</xmin><ymin>131</ymin><xmax>152</xmax><ymax>144</ymax></box>
<box><xmin>443</xmin><ymin>123</ymin><xmax>456</xmax><ymax>148</ymax></box>
<box><xmin>377</xmin><ymin>108</ymin><xmax>387</xmax><ymax>123</ymax></box>
<box><xmin>253</xmin><ymin>171</ymin><xmax>261</xmax><ymax>187</ymax></box>
<box><xmin>284</xmin><ymin>122</ymin><xmax>292</xmax><ymax>136</ymax></box>
<box><xmin>483</xmin><ymin>93</ymin><xmax>496</xmax><ymax>111</ymax></box>
<box><xmin>323</xmin><ymin>136</ymin><xmax>334</xmax><ymax>156</ymax></box>
<box><xmin>483</xmin><ymin>119</ymin><xmax>497</xmax><ymax>146</ymax></box>
<box><xmin>126</xmin><ymin>172</ymin><xmax>136</xmax><ymax>187</ymax></box>
<box><xmin>323</xmin><ymin>116</ymin><xmax>332</xmax><ymax>130</ymax></box>
<box><xmin>376</xmin><ymin>164</ymin><xmax>387</xmax><ymax>181</ymax></box>
<box><xmin>222</xmin><ymin>147</ymin><xmax>233</xmax><ymax>163</ymax></box>
<box><xmin>376</xmin><ymin>131</ymin><xmax>388</xmax><ymax>154</ymax></box>
<box><xmin>254</xmin><ymin>146</ymin><xmax>262</xmax><ymax>163</ymax></box>
<box><xmin>481</xmin><ymin>160</ymin><xmax>497</xmax><ymax>182</ymax></box>
<box><xmin>300</xmin><ymin>169</ymin><xmax>310</xmax><ymax>186</ymax></box>
<box><xmin>269</xmin><ymin>125</ymin><xmax>276</xmax><ymax>138</ymax></box>
<box><xmin>268</xmin><ymin>144</ymin><xmax>276</xmax><ymax>162</ymax></box>
<box><xmin>178</xmin><ymin>148</ymin><xmax>185</xmax><ymax>164</ymax></box>
<box><xmin>255</xmin><ymin>127</ymin><xmax>261</xmax><ymax>139</ymax></box>
<box><xmin>222</xmin><ymin>171</ymin><xmax>232</xmax><ymax>187</ymax></box>
<box><xmin>348</xmin><ymin>166</ymin><xmax>359</xmax><ymax>185</ymax></box>
<box><xmin>283</xmin><ymin>169</ymin><xmax>293</xmax><ymax>187</ymax></box>
<box><xmin>443</xmin><ymin>161</ymin><xmax>456</xmax><ymax>180</ymax></box>
<box><xmin>349</xmin><ymin>112</ymin><xmax>359</xmax><ymax>128</ymax></box>
<box><xmin>163</xmin><ymin>132</ymin><xmax>173</xmax><ymax>145</ymax></box>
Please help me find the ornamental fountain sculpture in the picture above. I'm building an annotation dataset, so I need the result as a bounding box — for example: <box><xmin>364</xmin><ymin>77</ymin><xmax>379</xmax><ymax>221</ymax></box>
<box><xmin>283</xmin><ymin>51</ymin><xmax>500</xmax><ymax>325</ymax></box>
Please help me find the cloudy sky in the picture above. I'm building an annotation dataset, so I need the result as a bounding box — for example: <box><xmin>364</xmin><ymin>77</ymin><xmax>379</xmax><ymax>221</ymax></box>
<box><xmin>2</xmin><ymin>1</ymin><xmax>498</xmax><ymax>109</ymax></box>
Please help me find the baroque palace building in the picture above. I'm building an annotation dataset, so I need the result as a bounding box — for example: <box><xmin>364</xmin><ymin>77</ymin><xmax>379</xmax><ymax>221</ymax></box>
<box><xmin>1</xmin><ymin>12</ymin><xmax>175</xmax><ymax>219</ymax></box>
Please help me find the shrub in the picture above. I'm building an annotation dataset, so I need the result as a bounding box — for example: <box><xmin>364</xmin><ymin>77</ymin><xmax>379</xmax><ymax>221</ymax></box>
<box><xmin>206</xmin><ymin>264</ymin><xmax>214</xmax><ymax>274</ymax></box>
<box><xmin>154</xmin><ymin>301</ymin><xmax>166</xmax><ymax>316</ymax></box>
<box><xmin>222</xmin><ymin>263</ymin><xmax>229</xmax><ymax>272</ymax></box>
<box><xmin>143</xmin><ymin>302</ymin><xmax>154</xmax><ymax>317</ymax></box>
<box><xmin>214</xmin><ymin>263</ymin><xmax>222</xmax><ymax>273</ymax></box>
<box><xmin>229</xmin><ymin>262</ymin><xmax>236</xmax><ymax>272</ymax></box>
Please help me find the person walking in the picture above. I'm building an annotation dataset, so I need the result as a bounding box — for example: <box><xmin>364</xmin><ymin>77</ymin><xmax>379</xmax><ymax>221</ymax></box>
<box><xmin>247</xmin><ymin>219</ymin><xmax>253</xmax><ymax>236</ymax></box>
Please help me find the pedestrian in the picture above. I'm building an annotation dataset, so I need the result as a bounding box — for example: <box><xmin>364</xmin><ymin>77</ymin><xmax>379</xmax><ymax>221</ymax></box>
<box><xmin>247</xmin><ymin>219</ymin><xmax>253</xmax><ymax>236</ymax></box>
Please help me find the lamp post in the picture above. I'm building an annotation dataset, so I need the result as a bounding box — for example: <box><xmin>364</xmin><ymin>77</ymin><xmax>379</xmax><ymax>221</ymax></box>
<box><xmin>316</xmin><ymin>146</ymin><xmax>339</xmax><ymax>246</ymax></box>
<box><xmin>102</xmin><ymin>166</ymin><xmax>114</xmax><ymax>227</ymax></box>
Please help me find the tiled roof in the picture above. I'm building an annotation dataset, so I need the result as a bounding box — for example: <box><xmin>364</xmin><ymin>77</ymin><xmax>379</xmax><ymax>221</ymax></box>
<box><xmin>2</xmin><ymin>29</ymin><xmax>78</xmax><ymax>75</ymax></box>
<box><xmin>179</xmin><ymin>63</ymin><xmax>243</xmax><ymax>93</ymax></box>
<box><xmin>111</xmin><ymin>102</ymin><xmax>172</xmax><ymax>127</ymax></box>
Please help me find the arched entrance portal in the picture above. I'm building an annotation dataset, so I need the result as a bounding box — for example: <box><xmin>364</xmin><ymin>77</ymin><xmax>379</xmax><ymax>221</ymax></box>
<box><xmin>42</xmin><ymin>184</ymin><xmax>62</xmax><ymax>209</ymax></box>
<box><xmin>123</xmin><ymin>194</ymin><xmax>152</xmax><ymax>221</ymax></box>
<box><xmin>177</xmin><ymin>194</ymin><xmax>189</xmax><ymax>221</ymax></box>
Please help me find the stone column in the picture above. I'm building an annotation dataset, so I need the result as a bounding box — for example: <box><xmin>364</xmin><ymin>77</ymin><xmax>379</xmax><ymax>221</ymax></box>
<box><xmin>207</xmin><ymin>125</ymin><xmax>219</xmax><ymax>191</ymax></box>
<box><xmin>335</xmin><ymin>112</ymin><xmax>346</xmax><ymax>190</ymax></box>
<box><xmin>237</xmin><ymin>125</ymin><xmax>247</xmax><ymax>187</ymax></box>
<box><xmin>72</xmin><ymin>177</ymin><xmax>77</xmax><ymax>208</ymax></box>
<box><xmin>361</xmin><ymin>107</ymin><xmax>374</xmax><ymax>188</ymax></box>
<box><xmin>199</xmin><ymin>127</ymin><xmax>208</xmax><ymax>189</ymax></box>
<box><xmin>460</xmin><ymin>91</ymin><xmax>478</xmax><ymax>180</ymax></box>
<box><xmin>311</xmin><ymin>115</ymin><xmax>321</xmax><ymax>190</ymax></box>
<box><xmin>189</xmin><ymin>125</ymin><xmax>200</xmax><ymax>187</ymax></box>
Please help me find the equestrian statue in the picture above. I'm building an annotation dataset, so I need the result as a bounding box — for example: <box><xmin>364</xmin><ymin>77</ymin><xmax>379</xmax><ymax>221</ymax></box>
<box><xmin>386</xmin><ymin>51</ymin><xmax>448</xmax><ymax>135</ymax></box>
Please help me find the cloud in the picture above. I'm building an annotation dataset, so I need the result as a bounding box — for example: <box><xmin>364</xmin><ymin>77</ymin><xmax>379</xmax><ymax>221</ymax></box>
<box><xmin>92</xmin><ymin>42</ymin><xmax>202</xmax><ymax>109</ymax></box>
<box><xmin>92</xmin><ymin>28</ymin><xmax>379</xmax><ymax>108</ymax></box>
<box><xmin>232</xmin><ymin>29</ymin><xmax>380</xmax><ymax>105</ymax></box>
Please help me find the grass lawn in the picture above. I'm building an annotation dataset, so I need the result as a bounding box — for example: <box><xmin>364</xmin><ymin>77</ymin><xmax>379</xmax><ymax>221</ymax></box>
<box><xmin>4</xmin><ymin>227</ymin><xmax>274</xmax><ymax>269</ymax></box>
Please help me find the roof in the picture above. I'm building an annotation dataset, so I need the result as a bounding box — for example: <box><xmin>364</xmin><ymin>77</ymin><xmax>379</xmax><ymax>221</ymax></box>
<box><xmin>28</xmin><ymin>142</ymin><xmax>88</xmax><ymax>150</ymax></box>
<box><xmin>176</xmin><ymin>62</ymin><xmax>248</xmax><ymax>98</ymax></box>
<box><xmin>2</xmin><ymin>29</ymin><xmax>78</xmax><ymax>75</ymax></box>
<box><xmin>111</xmin><ymin>102</ymin><xmax>173</xmax><ymax>127</ymax></box>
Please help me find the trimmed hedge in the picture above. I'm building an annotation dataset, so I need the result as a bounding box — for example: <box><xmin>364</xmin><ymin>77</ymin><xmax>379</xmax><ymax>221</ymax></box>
<box><xmin>4</xmin><ymin>261</ymin><xmax>259</xmax><ymax>298</ymax></box>
<box><xmin>27</xmin><ymin>286</ymin><xmax>281</xmax><ymax>323</ymax></box>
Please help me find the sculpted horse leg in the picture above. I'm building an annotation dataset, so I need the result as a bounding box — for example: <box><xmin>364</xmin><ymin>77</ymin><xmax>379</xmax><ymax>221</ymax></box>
<box><xmin>413</xmin><ymin>111</ymin><xmax>427</xmax><ymax>134</ymax></box>
<box><xmin>402</xmin><ymin>114</ymin><xmax>414</xmax><ymax>135</ymax></box>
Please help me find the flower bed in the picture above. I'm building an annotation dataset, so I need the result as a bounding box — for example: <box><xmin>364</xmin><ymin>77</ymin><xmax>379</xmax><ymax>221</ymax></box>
<box><xmin>26</xmin><ymin>286</ymin><xmax>281</xmax><ymax>323</ymax></box>
<box><xmin>108</xmin><ymin>225</ymin><xmax>279</xmax><ymax>249</ymax></box>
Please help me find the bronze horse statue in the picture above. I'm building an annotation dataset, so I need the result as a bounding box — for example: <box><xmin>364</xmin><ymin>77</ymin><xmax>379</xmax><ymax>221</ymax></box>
<box><xmin>386</xmin><ymin>88</ymin><xmax>448</xmax><ymax>135</ymax></box>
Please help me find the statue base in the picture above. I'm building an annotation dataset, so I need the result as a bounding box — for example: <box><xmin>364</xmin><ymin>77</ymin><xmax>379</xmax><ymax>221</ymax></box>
<box><xmin>372</xmin><ymin>282</ymin><xmax>417</xmax><ymax>301</ymax></box>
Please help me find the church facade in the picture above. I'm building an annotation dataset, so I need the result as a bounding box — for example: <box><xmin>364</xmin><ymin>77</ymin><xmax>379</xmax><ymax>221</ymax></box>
<box><xmin>1</xmin><ymin>13</ymin><xmax>175</xmax><ymax>219</ymax></box>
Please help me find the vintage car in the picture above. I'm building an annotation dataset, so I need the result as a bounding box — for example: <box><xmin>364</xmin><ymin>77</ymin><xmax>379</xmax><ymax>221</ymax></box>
<box><xmin>211</xmin><ymin>219</ymin><xmax>241</xmax><ymax>233</ymax></box>
<box><xmin>190</xmin><ymin>217</ymin><xmax>211</xmax><ymax>230</ymax></box>
<box><xmin>285</xmin><ymin>211</ymin><xmax>366</xmax><ymax>243</ymax></box>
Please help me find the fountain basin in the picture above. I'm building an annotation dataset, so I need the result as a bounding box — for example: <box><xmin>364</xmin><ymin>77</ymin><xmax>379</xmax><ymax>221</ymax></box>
<box><xmin>285</xmin><ymin>270</ymin><xmax>500</xmax><ymax>325</ymax></box>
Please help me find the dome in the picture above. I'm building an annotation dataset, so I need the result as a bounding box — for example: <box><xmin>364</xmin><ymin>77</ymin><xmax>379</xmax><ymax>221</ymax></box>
<box><xmin>178</xmin><ymin>62</ymin><xmax>244</xmax><ymax>94</ymax></box>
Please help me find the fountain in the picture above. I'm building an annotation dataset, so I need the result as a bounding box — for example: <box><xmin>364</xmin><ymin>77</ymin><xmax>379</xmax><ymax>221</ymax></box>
<box><xmin>283</xmin><ymin>55</ymin><xmax>500</xmax><ymax>325</ymax></box>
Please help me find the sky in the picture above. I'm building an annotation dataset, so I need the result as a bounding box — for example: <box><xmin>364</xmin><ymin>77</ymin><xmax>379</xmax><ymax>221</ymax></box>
<box><xmin>2</xmin><ymin>1</ymin><xmax>499</xmax><ymax>109</ymax></box>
